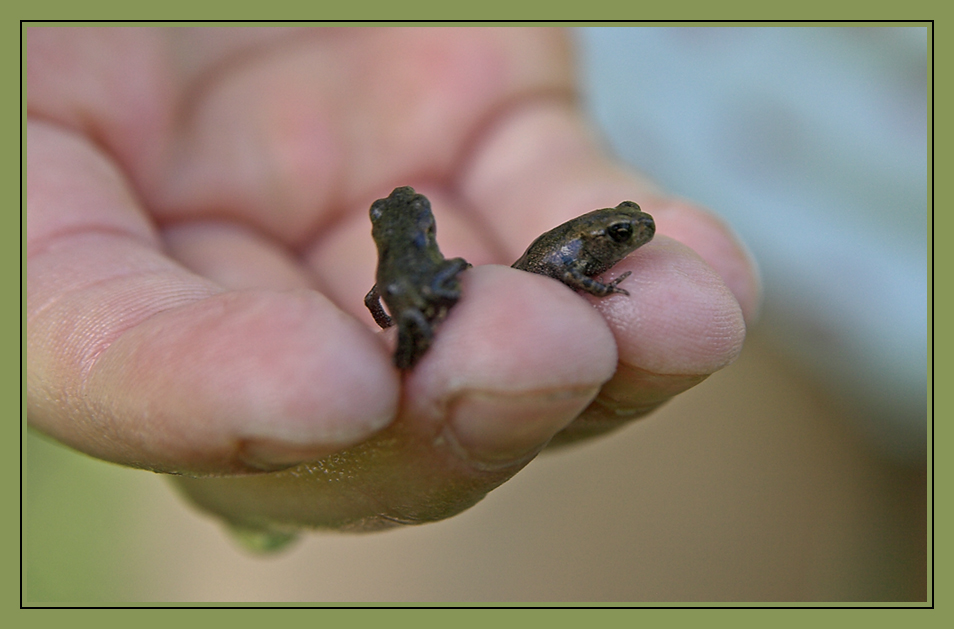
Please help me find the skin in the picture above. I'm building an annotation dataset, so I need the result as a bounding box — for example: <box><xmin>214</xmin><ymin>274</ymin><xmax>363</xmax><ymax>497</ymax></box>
<box><xmin>26</xmin><ymin>28</ymin><xmax>760</xmax><ymax>533</ymax></box>
<box><xmin>512</xmin><ymin>200</ymin><xmax>656</xmax><ymax>297</ymax></box>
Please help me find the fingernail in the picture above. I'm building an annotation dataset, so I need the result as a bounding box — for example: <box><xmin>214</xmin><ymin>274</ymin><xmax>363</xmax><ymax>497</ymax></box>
<box><xmin>237</xmin><ymin>438</ymin><xmax>341</xmax><ymax>472</ymax></box>
<box><xmin>445</xmin><ymin>387</ymin><xmax>599</xmax><ymax>467</ymax></box>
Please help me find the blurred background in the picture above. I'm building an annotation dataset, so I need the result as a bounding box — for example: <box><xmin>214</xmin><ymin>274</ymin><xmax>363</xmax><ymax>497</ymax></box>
<box><xmin>25</xmin><ymin>26</ymin><xmax>928</xmax><ymax>603</ymax></box>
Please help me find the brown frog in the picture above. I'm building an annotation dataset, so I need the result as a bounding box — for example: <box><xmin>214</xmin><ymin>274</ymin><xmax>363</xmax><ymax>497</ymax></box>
<box><xmin>512</xmin><ymin>201</ymin><xmax>655</xmax><ymax>296</ymax></box>
<box><xmin>364</xmin><ymin>187</ymin><xmax>470</xmax><ymax>370</ymax></box>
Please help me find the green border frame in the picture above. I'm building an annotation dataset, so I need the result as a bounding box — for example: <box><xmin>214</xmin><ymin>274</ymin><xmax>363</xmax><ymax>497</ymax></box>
<box><xmin>13</xmin><ymin>4</ymin><xmax>937</xmax><ymax>617</ymax></box>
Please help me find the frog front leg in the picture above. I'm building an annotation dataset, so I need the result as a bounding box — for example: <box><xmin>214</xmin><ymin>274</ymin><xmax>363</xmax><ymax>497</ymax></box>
<box><xmin>562</xmin><ymin>263</ymin><xmax>632</xmax><ymax>297</ymax></box>
<box><xmin>394</xmin><ymin>308</ymin><xmax>433</xmax><ymax>370</ymax></box>
<box><xmin>430</xmin><ymin>257</ymin><xmax>471</xmax><ymax>299</ymax></box>
<box><xmin>364</xmin><ymin>284</ymin><xmax>394</xmax><ymax>329</ymax></box>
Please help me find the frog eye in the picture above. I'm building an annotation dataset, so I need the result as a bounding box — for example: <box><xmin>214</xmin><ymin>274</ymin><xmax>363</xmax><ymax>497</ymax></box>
<box><xmin>369</xmin><ymin>201</ymin><xmax>385</xmax><ymax>222</ymax></box>
<box><xmin>607</xmin><ymin>222</ymin><xmax>634</xmax><ymax>243</ymax></box>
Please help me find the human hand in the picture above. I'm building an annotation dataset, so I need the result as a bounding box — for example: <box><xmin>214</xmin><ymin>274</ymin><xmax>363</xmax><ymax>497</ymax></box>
<box><xmin>27</xmin><ymin>27</ymin><xmax>759</xmax><ymax>534</ymax></box>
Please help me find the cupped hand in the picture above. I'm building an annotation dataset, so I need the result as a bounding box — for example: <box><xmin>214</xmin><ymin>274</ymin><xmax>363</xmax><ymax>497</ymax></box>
<box><xmin>27</xmin><ymin>27</ymin><xmax>760</xmax><ymax>533</ymax></box>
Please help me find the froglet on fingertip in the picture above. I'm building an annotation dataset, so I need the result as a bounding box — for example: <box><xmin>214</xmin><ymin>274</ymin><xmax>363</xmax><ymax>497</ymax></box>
<box><xmin>364</xmin><ymin>187</ymin><xmax>470</xmax><ymax>370</ymax></box>
<box><xmin>511</xmin><ymin>201</ymin><xmax>655</xmax><ymax>297</ymax></box>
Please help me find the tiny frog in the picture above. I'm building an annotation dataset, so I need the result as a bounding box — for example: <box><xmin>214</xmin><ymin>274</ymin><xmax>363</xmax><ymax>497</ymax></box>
<box><xmin>512</xmin><ymin>201</ymin><xmax>655</xmax><ymax>297</ymax></box>
<box><xmin>364</xmin><ymin>186</ymin><xmax>470</xmax><ymax>370</ymax></box>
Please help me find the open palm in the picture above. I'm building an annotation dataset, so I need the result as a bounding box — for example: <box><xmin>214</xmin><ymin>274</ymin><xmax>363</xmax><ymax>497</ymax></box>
<box><xmin>27</xmin><ymin>27</ymin><xmax>759</xmax><ymax>533</ymax></box>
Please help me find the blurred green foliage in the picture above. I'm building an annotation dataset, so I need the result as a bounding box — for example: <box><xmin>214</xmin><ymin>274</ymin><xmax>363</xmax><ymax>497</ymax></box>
<box><xmin>25</xmin><ymin>430</ymin><xmax>148</xmax><ymax>603</ymax></box>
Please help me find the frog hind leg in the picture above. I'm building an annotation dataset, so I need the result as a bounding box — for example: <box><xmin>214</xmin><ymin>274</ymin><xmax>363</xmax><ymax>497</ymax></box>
<box><xmin>394</xmin><ymin>309</ymin><xmax>433</xmax><ymax>370</ymax></box>
<box><xmin>562</xmin><ymin>266</ymin><xmax>631</xmax><ymax>297</ymax></box>
<box><xmin>364</xmin><ymin>285</ymin><xmax>394</xmax><ymax>328</ymax></box>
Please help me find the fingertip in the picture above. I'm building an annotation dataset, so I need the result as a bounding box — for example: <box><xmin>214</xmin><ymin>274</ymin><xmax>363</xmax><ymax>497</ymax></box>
<box><xmin>411</xmin><ymin>265</ymin><xmax>619</xmax><ymax>392</ymax></box>
<box><xmin>594</xmin><ymin>237</ymin><xmax>747</xmax><ymax>376</ymax></box>
<box><xmin>647</xmin><ymin>198</ymin><xmax>762</xmax><ymax>324</ymax></box>
<box><xmin>85</xmin><ymin>289</ymin><xmax>401</xmax><ymax>474</ymax></box>
<box><xmin>403</xmin><ymin>265</ymin><xmax>619</xmax><ymax>465</ymax></box>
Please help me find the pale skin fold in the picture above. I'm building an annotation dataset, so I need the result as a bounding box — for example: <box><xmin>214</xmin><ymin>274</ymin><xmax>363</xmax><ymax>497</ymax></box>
<box><xmin>27</xmin><ymin>27</ymin><xmax>760</xmax><ymax>532</ymax></box>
